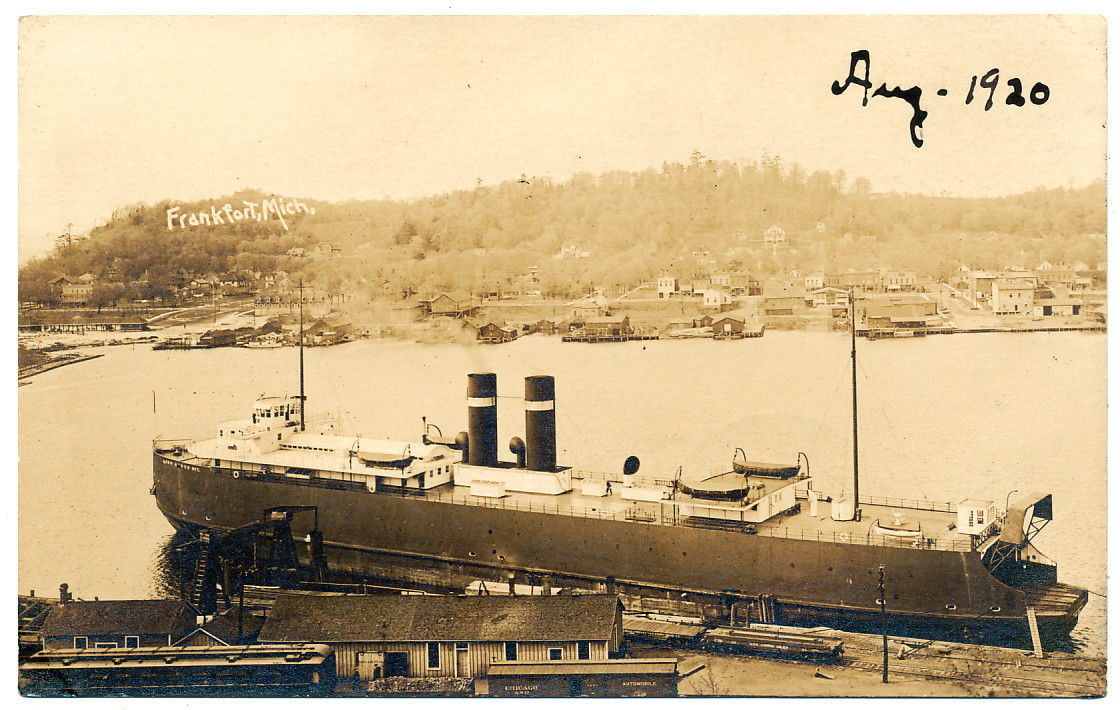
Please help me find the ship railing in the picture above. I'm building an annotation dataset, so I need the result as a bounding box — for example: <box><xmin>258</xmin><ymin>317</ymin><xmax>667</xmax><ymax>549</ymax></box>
<box><xmin>858</xmin><ymin>495</ymin><xmax>956</xmax><ymax>513</ymax></box>
<box><xmin>570</xmin><ymin>468</ymin><xmax>676</xmax><ymax>488</ymax></box>
<box><xmin>746</xmin><ymin>525</ymin><xmax>975</xmax><ymax>552</ymax></box>
<box><xmin>369</xmin><ymin>487</ymin><xmax>977</xmax><ymax>551</ymax></box>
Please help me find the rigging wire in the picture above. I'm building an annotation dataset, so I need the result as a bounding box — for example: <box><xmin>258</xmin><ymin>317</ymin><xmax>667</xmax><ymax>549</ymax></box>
<box><xmin>855</xmin><ymin>355</ymin><xmax>929</xmax><ymax>501</ymax></box>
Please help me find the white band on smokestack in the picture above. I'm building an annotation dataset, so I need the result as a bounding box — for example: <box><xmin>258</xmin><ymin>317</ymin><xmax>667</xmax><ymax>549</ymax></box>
<box><xmin>524</xmin><ymin>399</ymin><xmax>554</xmax><ymax>411</ymax></box>
<box><xmin>467</xmin><ymin>397</ymin><xmax>497</xmax><ymax>407</ymax></box>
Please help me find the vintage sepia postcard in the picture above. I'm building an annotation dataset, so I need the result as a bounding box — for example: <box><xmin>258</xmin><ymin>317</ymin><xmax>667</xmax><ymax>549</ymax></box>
<box><xmin>16</xmin><ymin>13</ymin><xmax>1106</xmax><ymax>699</ymax></box>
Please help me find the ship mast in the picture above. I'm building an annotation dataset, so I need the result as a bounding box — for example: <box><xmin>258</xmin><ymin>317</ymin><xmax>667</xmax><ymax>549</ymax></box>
<box><xmin>299</xmin><ymin>278</ymin><xmax>305</xmax><ymax>431</ymax></box>
<box><xmin>850</xmin><ymin>288</ymin><xmax>859</xmax><ymax>515</ymax></box>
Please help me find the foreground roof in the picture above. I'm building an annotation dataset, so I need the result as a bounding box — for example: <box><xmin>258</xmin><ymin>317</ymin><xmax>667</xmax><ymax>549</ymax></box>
<box><xmin>258</xmin><ymin>593</ymin><xmax>620</xmax><ymax>643</ymax></box>
<box><xmin>40</xmin><ymin>599</ymin><xmax>189</xmax><ymax>638</ymax></box>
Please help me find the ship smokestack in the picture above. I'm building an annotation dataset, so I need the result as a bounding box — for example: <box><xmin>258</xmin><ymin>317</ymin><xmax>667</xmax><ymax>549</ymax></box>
<box><xmin>467</xmin><ymin>373</ymin><xmax>498</xmax><ymax>467</ymax></box>
<box><xmin>524</xmin><ymin>375</ymin><xmax>556</xmax><ymax>472</ymax></box>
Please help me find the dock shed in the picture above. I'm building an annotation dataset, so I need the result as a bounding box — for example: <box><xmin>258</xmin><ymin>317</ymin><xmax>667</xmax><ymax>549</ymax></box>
<box><xmin>485</xmin><ymin>658</ymin><xmax>678</xmax><ymax>697</ymax></box>
<box><xmin>257</xmin><ymin>593</ymin><xmax>624</xmax><ymax>682</ymax></box>
<box><xmin>39</xmin><ymin>599</ymin><xmax>193</xmax><ymax>651</ymax></box>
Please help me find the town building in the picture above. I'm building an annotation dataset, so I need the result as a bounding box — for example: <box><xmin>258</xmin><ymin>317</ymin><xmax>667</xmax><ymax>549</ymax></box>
<box><xmin>762</xmin><ymin>284</ymin><xmax>807</xmax><ymax>316</ymax></box>
<box><xmin>475</xmin><ymin>322</ymin><xmax>519</xmax><ymax>344</ymax></box>
<box><xmin>883</xmin><ymin>271</ymin><xmax>917</xmax><ymax>292</ymax></box>
<box><xmin>825</xmin><ymin>271</ymin><xmax>881</xmax><ymax>294</ymax></box>
<box><xmin>579</xmin><ymin>316</ymin><xmax>632</xmax><ymax>338</ymax></box>
<box><xmin>1033</xmin><ymin>298</ymin><xmax>1082</xmax><ymax>317</ymax></box>
<box><xmin>807</xmin><ymin>287</ymin><xmax>850</xmax><ymax>313</ymax></box>
<box><xmin>50</xmin><ymin>274</ymin><xmax>97</xmax><ymax>306</ymax></box>
<box><xmin>710</xmin><ymin>312</ymin><xmax>755</xmax><ymax>339</ymax></box>
<box><xmin>862</xmin><ymin>294</ymin><xmax>940</xmax><ymax>329</ymax></box>
<box><xmin>257</xmin><ymin>593</ymin><xmax>624</xmax><ymax>682</ymax></box>
<box><xmin>803</xmin><ymin>273</ymin><xmax>824</xmax><ymax>290</ymax></box>
<box><xmin>417</xmin><ymin>292</ymin><xmax>479</xmax><ymax>318</ymax></box>
<box><xmin>969</xmin><ymin>271</ymin><xmax>997</xmax><ymax>302</ymax></box>
<box><xmin>991</xmin><ymin>278</ymin><xmax>1035</xmax><ymax>315</ymax></box>
<box><xmin>700</xmin><ymin>289</ymin><xmax>730</xmax><ymax>309</ymax></box>
<box><xmin>656</xmin><ymin>276</ymin><xmax>678</xmax><ymax>298</ymax></box>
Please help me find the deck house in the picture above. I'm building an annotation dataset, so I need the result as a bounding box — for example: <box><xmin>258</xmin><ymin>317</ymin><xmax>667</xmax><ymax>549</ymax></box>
<box><xmin>257</xmin><ymin>593</ymin><xmax>624</xmax><ymax>682</ymax></box>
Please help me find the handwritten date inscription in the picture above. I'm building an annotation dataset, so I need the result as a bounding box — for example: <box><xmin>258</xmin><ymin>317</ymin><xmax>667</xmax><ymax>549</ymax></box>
<box><xmin>831</xmin><ymin>50</ymin><xmax>1050</xmax><ymax>148</ymax></box>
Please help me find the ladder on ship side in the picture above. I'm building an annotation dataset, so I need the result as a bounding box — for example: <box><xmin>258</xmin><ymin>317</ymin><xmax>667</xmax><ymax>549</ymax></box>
<box><xmin>188</xmin><ymin>530</ymin><xmax>216</xmax><ymax>614</ymax></box>
<box><xmin>1026</xmin><ymin>607</ymin><xmax>1044</xmax><ymax>658</ymax></box>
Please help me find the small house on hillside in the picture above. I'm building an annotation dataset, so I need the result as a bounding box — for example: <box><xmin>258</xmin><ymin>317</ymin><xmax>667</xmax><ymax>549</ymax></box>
<box><xmin>257</xmin><ymin>593</ymin><xmax>624</xmax><ymax>682</ymax></box>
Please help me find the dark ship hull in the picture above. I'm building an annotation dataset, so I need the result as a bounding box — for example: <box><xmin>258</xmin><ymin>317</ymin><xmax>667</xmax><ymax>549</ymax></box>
<box><xmin>153</xmin><ymin>453</ymin><xmax>1086</xmax><ymax>648</ymax></box>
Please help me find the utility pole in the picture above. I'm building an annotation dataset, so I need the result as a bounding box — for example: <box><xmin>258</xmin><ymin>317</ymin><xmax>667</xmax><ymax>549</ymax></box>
<box><xmin>880</xmin><ymin>564</ymin><xmax>888</xmax><ymax>683</ymax></box>
<box><xmin>299</xmin><ymin>279</ymin><xmax>305</xmax><ymax>431</ymax></box>
<box><xmin>850</xmin><ymin>288</ymin><xmax>859</xmax><ymax>512</ymax></box>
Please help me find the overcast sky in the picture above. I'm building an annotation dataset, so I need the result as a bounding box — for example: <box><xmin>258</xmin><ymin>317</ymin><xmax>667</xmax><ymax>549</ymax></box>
<box><xmin>18</xmin><ymin>15</ymin><xmax>1105</xmax><ymax>261</ymax></box>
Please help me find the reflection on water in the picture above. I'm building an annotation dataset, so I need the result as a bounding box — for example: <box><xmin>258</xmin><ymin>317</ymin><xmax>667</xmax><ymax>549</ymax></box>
<box><xmin>18</xmin><ymin>333</ymin><xmax>1106</xmax><ymax>654</ymax></box>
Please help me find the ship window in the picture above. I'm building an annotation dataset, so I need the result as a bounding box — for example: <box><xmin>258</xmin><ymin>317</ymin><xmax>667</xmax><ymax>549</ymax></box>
<box><xmin>577</xmin><ymin>641</ymin><xmax>590</xmax><ymax>659</ymax></box>
<box><xmin>74</xmin><ymin>637</ymin><xmax>88</xmax><ymax>649</ymax></box>
<box><xmin>504</xmin><ymin>642</ymin><xmax>517</xmax><ymax>661</ymax></box>
<box><xmin>426</xmin><ymin>642</ymin><xmax>440</xmax><ymax>669</ymax></box>
<box><xmin>548</xmin><ymin>648</ymin><xmax>563</xmax><ymax>661</ymax></box>
<box><xmin>125</xmin><ymin>636</ymin><xmax>139</xmax><ymax>649</ymax></box>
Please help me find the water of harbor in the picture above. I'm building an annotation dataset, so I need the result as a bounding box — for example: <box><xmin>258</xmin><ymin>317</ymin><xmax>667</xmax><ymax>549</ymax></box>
<box><xmin>17</xmin><ymin>332</ymin><xmax>1106</xmax><ymax>654</ymax></box>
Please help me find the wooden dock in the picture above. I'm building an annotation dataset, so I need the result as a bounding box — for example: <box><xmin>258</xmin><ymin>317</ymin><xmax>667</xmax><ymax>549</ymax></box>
<box><xmin>561</xmin><ymin>333</ymin><xmax>659</xmax><ymax>343</ymax></box>
<box><xmin>859</xmin><ymin>324</ymin><xmax>1105</xmax><ymax>339</ymax></box>
<box><xmin>17</xmin><ymin>353</ymin><xmax>103</xmax><ymax>381</ymax></box>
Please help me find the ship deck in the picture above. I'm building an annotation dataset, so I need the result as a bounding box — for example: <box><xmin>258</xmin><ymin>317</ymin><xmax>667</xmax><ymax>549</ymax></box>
<box><xmin>157</xmin><ymin>449</ymin><xmax>992</xmax><ymax>553</ymax></box>
<box><xmin>421</xmin><ymin>479</ymin><xmax>985</xmax><ymax>551</ymax></box>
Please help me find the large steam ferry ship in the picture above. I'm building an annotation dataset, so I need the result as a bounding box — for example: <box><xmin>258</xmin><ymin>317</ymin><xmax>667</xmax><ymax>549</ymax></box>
<box><xmin>152</xmin><ymin>291</ymin><xmax>1085</xmax><ymax>648</ymax></box>
<box><xmin>152</xmin><ymin>364</ymin><xmax>1086</xmax><ymax>648</ymax></box>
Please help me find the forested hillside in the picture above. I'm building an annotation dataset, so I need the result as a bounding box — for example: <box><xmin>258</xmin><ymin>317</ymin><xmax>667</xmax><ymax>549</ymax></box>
<box><xmin>18</xmin><ymin>155</ymin><xmax>1106</xmax><ymax>301</ymax></box>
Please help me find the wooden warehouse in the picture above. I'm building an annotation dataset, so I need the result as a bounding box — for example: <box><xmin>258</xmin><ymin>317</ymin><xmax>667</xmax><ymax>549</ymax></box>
<box><xmin>257</xmin><ymin>593</ymin><xmax>624</xmax><ymax>682</ymax></box>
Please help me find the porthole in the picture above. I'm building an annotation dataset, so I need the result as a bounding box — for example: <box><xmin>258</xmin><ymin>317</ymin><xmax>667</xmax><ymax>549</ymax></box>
<box><xmin>990</xmin><ymin>605</ymin><xmax>1001</xmax><ymax>613</ymax></box>
<box><xmin>946</xmin><ymin>604</ymin><xmax>957</xmax><ymax>611</ymax></box>
<box><xmin>468</xmin><ymin>552</ymin><xmax>476</xmax><ymax>557</ymax></box>
<box><xmin>875</xmin><ymin>599</ymin><xmax>883</xmax><ymax>605</ymax></box>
